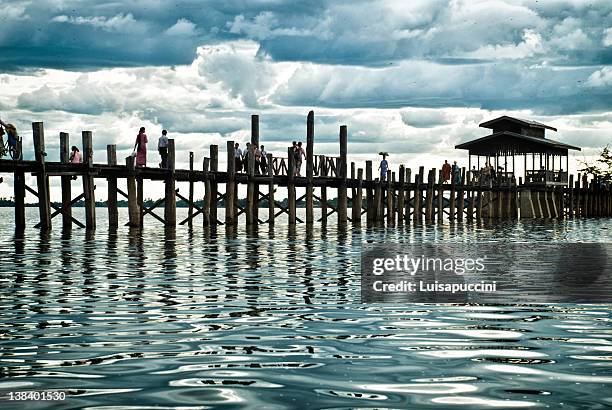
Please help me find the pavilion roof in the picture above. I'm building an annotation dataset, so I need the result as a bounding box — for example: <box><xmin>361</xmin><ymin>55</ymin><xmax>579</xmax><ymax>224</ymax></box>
<box><xmin>455</xmin><ymin>131</ymin><xmax>580</xmax><ymax>156</ymax></box>
<box><xmin>479</xmin><ymin>116</ymin><xmax>558</xmax><ymax>132</ymax></box>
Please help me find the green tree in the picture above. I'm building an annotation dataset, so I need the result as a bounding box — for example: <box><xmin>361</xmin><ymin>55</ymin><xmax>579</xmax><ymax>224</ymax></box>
<box><xmin>579</xmin><ymin>145</ymin><xmax>612</xmax><ymax>184</ymax></box>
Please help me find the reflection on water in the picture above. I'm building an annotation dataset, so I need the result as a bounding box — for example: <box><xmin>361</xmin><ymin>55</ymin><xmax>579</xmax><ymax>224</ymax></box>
<box><xmin>0</xmin><ymin>208</ymin><xmax>611</xmax><ymax>408</ymax></box>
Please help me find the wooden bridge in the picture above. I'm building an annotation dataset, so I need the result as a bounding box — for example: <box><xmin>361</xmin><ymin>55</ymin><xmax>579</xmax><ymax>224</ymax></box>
<box><xmin>0</xmin><ymin>112</ymin><xmax>610</xmax><ymax>231</ymax></box>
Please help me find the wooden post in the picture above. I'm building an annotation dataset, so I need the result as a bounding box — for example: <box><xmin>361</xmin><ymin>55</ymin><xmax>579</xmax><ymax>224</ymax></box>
<box><xmin>505</xmin><ymin>177</ymin><xmax>512</xmax><ymax>219</ymax></box>
<box><xmin>386</xmin><ymin>170</ymin><xmax>394</xmax><ymax>224</ymax></box>
<box><xmin>306</xmin><ymin>111</ymin><xmax>315</xmax><ymax>224</ymax></box>
<box><xmin>188</xmin><ymin>152</ymin><xmax>194</xmax><ymax>227</ymax></box>
<box><xmin>106</xmin><ymin>144</ymin><xmax>118</xmax><ymax>229</ymax></box>
<box><xmin>251</xmin><ymin>115</ymin><xmax>260</xmax><ymax>222</ymax></box>
<box><xmin>267</xmin><ymin>153</ymin><xmax>274</xmax><ymax>225</ymax></box>
<box><xmin>414</xmin><ymin>166</ymin><xmax>424</xmax><ymax>223</ymax></box>
<box><xmin>33</xmin><ymin>122</ymin><xmax>52</xmax><ymax>229</ymax></box>
<box><xmin>405</xmin><ymin>168</ymin><xmax>412</xmax><ymax>223</ymax></box>
<box><xmin>466</xmin><ymin>172</ymin><xmax>474</xmax><ymax>220</ymax></box>
<box><xmin>137</xmin><ymin>176</ymin><xmax>144</xmax><ymax>227</ymax></box>
<box><xmin>437</xmin><ymin>169</ymin><xmax>444</xmax><ymax>223</ymax></box>
<box><xmin>397</xmin><ymin>165</ymin><xmax>405</xmax><ymax>223</ymax></box>
<box><xmin>449</xmin><ymin>170</ymin><xmax>456</xmax><ymax>221</ymax></box>
<box><xmin>288</xmin><ymin>147</ymin><xmax>296</xmax><ymax>225</ymax></box>
<box><xmin>13</xmin><ymin>166</ymin><xmax>26</xmax><ymax>231</ymax></box>
<box><xmin>457</xmin><ymin>168</ymin><xmax>465</xmax><ymax>221</ymax></box>
<box><xmin>225</xmin><ymin>141</ymin><xmax>236</xmax><ymax>225</ymax></box>
<box><xmin>351</xmin><ymin>162</ymin><xmax>359</xmax><ymax>223</ymax></box>
<box><xmin>337</xmin><ymin>125</ymin><xmax>348</xmax><ymax>226</ymax></box>
<box><xmin>165</xmin><ymin>139</ymin><xmax>176</xmax><ymax>226</ymax></box>
<box><xmin>203</xmin><ymin>157</ymin><xmax>211</xmax><ymax>227</ymax></box>
<box><xmin>476</xmin><ymin>175</ymin><xmax>484</xmax><ymax>220</ymax></box>
<box><xmin>374</xmin><ymin>174</ymin><xmax>383</xmax><ymax>222</ymax></box>
<box><xmin>126</xmin><ymin>156</ymin><xmax>140</xmax><ymax>227</ymax></box>
<box><xmin>321</xmin><ymin>185</ymin><xmax>328</xmax><ymax>224</ymax></box>
<box><xmin>60</xmin><ymin>132</ymin><xmax>72</xmax><ymax>229</ymax></box>
<box><xmin>246</xmin><ymin>145</ymin><xmax>255</xmax><ymax>225</ymax></box>
<box><xmin>354</xmin><ymin>168</ymin><xmax>363</xmax><ymax>225</ymax></box>
<box><xmin>210</xmin><ymin>145</ymin><xmax>218</xmax><ymax>225</ymax></box>
<box><xmin>81</xmin><ymin>131</ymin><xmax>96</xmax><ymax>229</ymax></box>
<box><xmin>425</xmin><ymin>169</ymin><xmax>434</xmax><ymax>222</ymax></box>
<box><xmin>366</xmin><ymin>161</ymin><xmax>374</xmax><ymax>223</ymax></box>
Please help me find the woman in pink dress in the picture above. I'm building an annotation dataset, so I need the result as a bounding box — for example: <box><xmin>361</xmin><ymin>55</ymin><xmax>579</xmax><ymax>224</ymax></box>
<box><xmin>134</xmin><ymin>127</ymin><xmax>148</xmax><ymax>167</ymax></box>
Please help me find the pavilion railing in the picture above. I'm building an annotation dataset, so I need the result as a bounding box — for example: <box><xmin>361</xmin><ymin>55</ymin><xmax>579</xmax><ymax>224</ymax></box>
<box><xmin>525</xmin><ymin>170</ymin><xmax>568</xmax><ymax>184</ymax></box>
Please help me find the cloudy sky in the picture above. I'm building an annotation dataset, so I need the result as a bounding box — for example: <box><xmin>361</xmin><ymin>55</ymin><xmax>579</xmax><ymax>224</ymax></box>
<box><xmin>1</xmin><ymin>0</ymin><xmax>611</xmax><ymax>201</ymax></box>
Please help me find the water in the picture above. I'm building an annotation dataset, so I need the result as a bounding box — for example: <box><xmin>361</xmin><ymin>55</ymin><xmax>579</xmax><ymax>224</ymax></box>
<box><xmin>1</xmin><ymin>208</ymin><xmax>611</xmax><ymax>409</ymax></box>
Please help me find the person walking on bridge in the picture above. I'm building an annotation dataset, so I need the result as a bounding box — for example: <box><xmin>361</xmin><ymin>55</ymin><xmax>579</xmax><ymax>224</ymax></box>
<box><xmin>158</xmin><ymin>129</ymin><xmax>168</xmax><ymax>168</ymax></box>
<box><xmin>442</xmin><ymin>160</ymin><xmax>451</xmax><ymax>183</ymax></box>
<box><xmin>134</xmin><ymin>127</ymin><xmax>148</xmax><ymax>167</ymax></box>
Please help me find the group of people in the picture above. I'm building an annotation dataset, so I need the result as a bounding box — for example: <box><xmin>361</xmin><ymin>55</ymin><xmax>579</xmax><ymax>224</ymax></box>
<box><xmin>233</xmin><ymin>142</ymin><xmax>269</xmax><ymax>174</ymax></box>
<box><xmin>441</xmin><ymin>160</ymin><xmax>462</xmax><ymax>184</ymax></box>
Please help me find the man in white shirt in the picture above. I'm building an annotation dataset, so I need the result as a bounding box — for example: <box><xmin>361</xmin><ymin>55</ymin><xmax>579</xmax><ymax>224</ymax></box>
<box><xmin>234</xmin><ymin>142</ymin><xmax>243</xmax><ymax>172</ymax></box>
<box><xmin>158</xmin><ymin>130</ymin><xmax>169</xmax><ymax>168</ymax></box>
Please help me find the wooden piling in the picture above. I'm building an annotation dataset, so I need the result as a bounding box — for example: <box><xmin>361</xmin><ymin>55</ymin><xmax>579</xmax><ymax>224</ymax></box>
<box><xmin>246</xmin><ymin>145</ymin><xmax>256</xmax><ymax>226</ymax></box>
<box><xmin>126</xmin><ymin>156</ymin><xmax>140</xmax><ymax>227</ymax></box>
<box><xmin>188</xmin><ymin>152</ymin><xmax>194</xmax><ymax>227</ymax></box>
<box><xmin>14</xmin><ymin>166</ymin><xmax>25</xmax><ymax>230</ymax></box>
<box><xmin>33</xmin><ymin>122</ymin><xmax>52</xmax><ymax>229</ymax></box>
<box><xmin>351</xmin><ymin>163</ymin><xmax>359</xmax><ymax>223</ymax></box>
<box><xmin>81</xmin><ymin>131</ymin><xmax>96</xmax><ymax>229</ymax></box>
<box><xmin>225</xmin><ymin>141</ymin><xmax>235</xmax><ymax>225</ymax></box>
<box><xmin>467</xmin><ymin>172</ymin><xmax>475</xmax><ymax>220</ymax></box>
<box><xmin>437</xmin><ymin>170</ymin><xmax>444</xmax><ymax>223</ymax></box>
<box><xmin>387</xmin><ymin>170</ymin><xmax>394</xmax><ymax>224</ymax></box>
<box><xmin>365</xmin><ymin>161</ymin><xmax>374</xmax><ymax>223</ymax></box>
<box><xmin>287</xmin><ymin>147</ymin><xmax>296</xmax><ymax>225</ymax></box>
<box><xmin>449</xmin><ymin>171</ymin><xmax>456</xmax><ymax>221</ymax></box>
<box><xmin>321</xmin><ymin>185</ymin><xmax>327</xmax><ymax>224</ymax></box>
<box><xmin>425</xmin><ymin>169</ymin><xmax>434</xmax><ymax>222</ymax></box>
<box><xmin>374</xmin><ymin>174</ymin><xmax>383</xmax><ymax>223</ymax></box>
<box><xmin>106</xmin><ymin>144</ymin><xmax>118</xmax><ymax>229</ymax></box>
<box><xmin>405</xmin><ymin>168</ymin><xmax>412</xmax><ymax>223</ymax></box>
<box><xmin>251</xmin><ymin>115</ymin><xmax>260</xmax><ymax>223</ymax></box>
<box><xmin>476</xmin><ymin>175</ymin><xmax>484</xmax><ymax>220</ymax></box>
<box><xmin>203</xmin><ymin>157</ymin><xmax>211</xmax><ymax>227</ymax></box>
<box><xmin>210</xmin><ymin>145</ymin><xmax>218</xmax><ymax>225</ymax></box>
<box><xmin>60</xmin><ymin>132</ymin><xmax>72</xmax><ymax>229</ymax></box>
<box><xmin>457</xmin><ymin>168</ymin><xmax>466</xmax><ymax>221</ymax></box>
<box><xmin>267</xmin><ymin>153</ymin><xmax>274</xmax><ymax>225</ymax></box>
<box><xmin>306</xmin><ymin>111</ymin><xmax>314</xmax><ymax>224</ymax></box>
<box><xmin>414</xmin><ymin>166</ymin><xmax>424</xmax><ymax>224</ymax></box>
<box><xmin>165</xmin><ymin>139</ymin><xmax>176</xmax><ymax>226</ymax></box>
<box><xmin>355</xmin><ymin>168</ymin><xmax>363</xmax><ymax>225</ymax></box>
<box><xmin>397</xmin><ymin>166</ymin><xmax>405</xmax><ymax>223</ymax></box>
<box><xmin>337</xmin><ymin>125</ymin><xmax>348</xmax><ymax>226</ymax></box>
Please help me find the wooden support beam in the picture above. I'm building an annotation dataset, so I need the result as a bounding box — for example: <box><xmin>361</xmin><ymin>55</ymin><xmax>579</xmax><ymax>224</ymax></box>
<box><xmin>106</xmin><ymin>144</ymin><xmax>118</xmax><ymax>229</ymax></box>
<box><xmin>467</xmin><ymin>172</ymin><xmax>475</xmax><ymax>220</ymax></box>
<box><xmin>374</xmin><ymin>174</ymin><xmax>382</xmax><ymax>223</ymax></box>
<box><xmin>268</xmin><ymin>153</ymin><xmax>274</xmax><ymax>226</ymax></box>
<box><xmin>414</xmin><ymin>166</ymin><xmax>424</xmax><ymax>224</ymax></box>
<box><xmin>449</xmin><ymin>168</ymin><xmax>456</xmax><ymax>221</ymax></box>
<box><xmin>568</xmin><ymin>174</ymin><xmax>574</xmax><ymax>218</ymax></box>
<box><xmin>225</xmin><ymin>141</ymin><xmax>236</xmax><ymax>225</ymax></box>
<box><xmin>437</xmin><ymin>169</ymin><xmax>444</xmax><ymax>223</ymax></box>
<box><xmin>33</xmin><ymin>122</ymin><xmax>52</xmax><ymax>229</ymax></box>
<box><xmin>337</xmin><ymin>125</ymin><xmax>348</xmax><ymax>226</ymax></box>
<box><xmin>425</xmin><ymin>169</ymin><xmax>434</xmax><ymax>222</ymax></box>
<box><xmin>457</xmin><ymin>167</ymin><xmax>465</xmax><ymax>221</ymax></box>
<box><xmin>476</xmin><ymin>175</ymin><xmax>484</xmax><ymax>220</ymax></box>
<box><xmin>405</xmin><ymin>168</ymin><xmax>411</xmax><ymax>223</ymax></box>
<box><xmin>60</xmin><ymin>132</ymin><xmax>72</xmax><ymax>229</ymax></box>
<box><xmin>203</xmin><ymin>157</ymin><xmax>211</xmax><ymax>227</ymax></box>
<box><xmin>287</xmin><ymin>146</ymin><xmax>296</xmax><ymax>224</ymax></box>
<box><xmin>251</xmin><ymin>115</ymin><xmax>260</xmax><ymax>222</ymax></box>
<box><xmin>387</xmin><ymin>170</ymin><xmax>393</xmax><ymax>224</ymax></box>
<box><xmin>82</xmin><ymin>130</ymin><xmax>96</xmax><ymax>229</ymax></box>
<box><xmin>165</xmin><ymin>139</ymin><xmax>176</xmax><ymax>226</ymax></box>
<box><xmin>247</xmin><ymin>143</ymin><xmax>256</xmax><ymax>225</ymax></box>
<box><xmin>126</xmin><ymin>156</ymin><xmax>140</xmax><ymax>227</ymax></box>
<box><xmin>210</xmin><ymin>145</ymin><xmax>219</xmax><ymax>226</ymax></box>
<box><xmin>29</xmin><ymin>184</ymin><xmax>86</xmax><ymax>229</ymax></box>
<box><xmin>354</xmin><ymin>168</ymin><xmax>363</xmax><ymax>225</ymax></box>
<box><xmin>137</xmin><ymin>176</ymin><xmax>144</xmax><ymax>227</ymax></box>
<box><xmin>321</xmin><ymin>185</ymin><xmax>327</xmax><ymax>224</ymax></box>
<box><xmin>188</xmin><ymin>151</ymin><xmax>194</xmax><ymax>227</ymax></box>
<box><xmin>306</xmin><ymin>111</ymin><xmax>314</xmax><ymax>224</ymax></box>
<box><xmin>397</xmin><ymin>165</ymin><xmax>405</xmax><ymax>223</ymax></box>
<box><xmin>366</xmin><ymin>161</ymin><xmax>374</xmax><ymax>223</ymax></box>
<box><xmin>14</xmin><ymin>167</ymin><xmax>25</xmax><ymax>230</ymax></box>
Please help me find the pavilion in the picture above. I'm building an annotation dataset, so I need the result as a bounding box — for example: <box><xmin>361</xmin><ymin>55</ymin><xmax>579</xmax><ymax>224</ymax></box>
<box><xmin>455</xmin><ymin>116</ymin><xmax>581</xmax><ymax>186</ymax></box>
